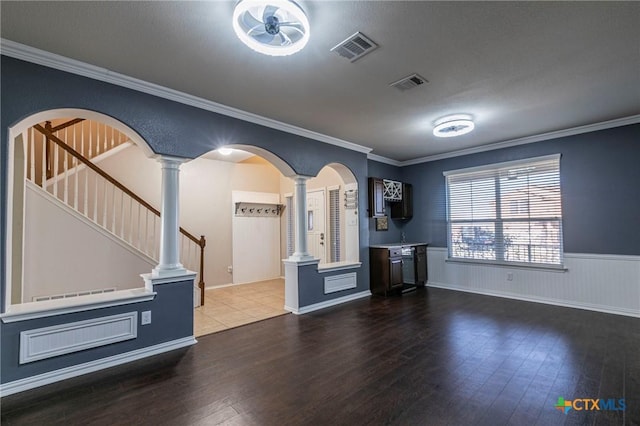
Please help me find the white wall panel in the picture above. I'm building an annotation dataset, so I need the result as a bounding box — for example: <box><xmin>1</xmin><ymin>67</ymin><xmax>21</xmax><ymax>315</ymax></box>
<box><xmin>427</xmin><ymin>247</ymin><xmax>640</xmax><ymax>317</ymax></box>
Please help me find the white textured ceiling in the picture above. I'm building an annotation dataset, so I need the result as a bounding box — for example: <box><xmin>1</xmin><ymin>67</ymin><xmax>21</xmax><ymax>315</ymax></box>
<box><xmin>1</xmin><ymin>1</ymin><xmax>639</xmax><ymax>161</ymax></box>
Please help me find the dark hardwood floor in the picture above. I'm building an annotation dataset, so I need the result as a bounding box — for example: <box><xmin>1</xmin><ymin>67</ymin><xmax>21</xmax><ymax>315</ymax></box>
<box><xmin>2</xmin><ymin>287</ymin><xmax>639</xmax><ymax>425</ymax></box>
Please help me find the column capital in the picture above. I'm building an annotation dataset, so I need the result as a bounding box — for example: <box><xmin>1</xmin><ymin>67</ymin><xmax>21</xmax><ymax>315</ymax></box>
<box><xmin>292</xmin><ymin>174</ymin><xmax>313</xmax><ymax>183</ymax></box>
<box><xmin>155</xmin><ymin>155</ymin><xmax>189</xmax><ymax>168</ymax></box>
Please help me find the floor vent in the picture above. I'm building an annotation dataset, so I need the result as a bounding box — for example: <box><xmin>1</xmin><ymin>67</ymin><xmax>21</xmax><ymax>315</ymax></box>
<box><xmin>330</xmin><ymin>32</ymin><xmax>379</xmax><ymax>62</ymax></box>
<box><xmin>33</xmin><ymin>288</ymin><xmax>117</xmax><ymax>302</ymax></box>
<box><xmin>390</xmin><ymin>73</ymin><xmax>429</xmax><ymax>92</ymax></box>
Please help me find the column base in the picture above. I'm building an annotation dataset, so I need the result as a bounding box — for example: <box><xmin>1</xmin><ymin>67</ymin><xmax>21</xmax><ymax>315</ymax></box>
<box><xmin>142</xmin><ymin>270</ymin><xmax>196</xmax><ymax>289</ymax></box>
<box><xmin>289</xmin><ymin>253</ymin><xmax>316</xmax><ymax>262</ymax></box>
<box><xmin>151</xmin><ymin>265</ymin><xmax>187</xmax><ymax>279</ymax></box>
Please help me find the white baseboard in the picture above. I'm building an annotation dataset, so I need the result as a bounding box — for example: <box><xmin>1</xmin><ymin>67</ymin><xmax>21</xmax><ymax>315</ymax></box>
<box><xmin>287</xmin><ymin>290</ymin><xmax>371</xmax><ymax>315</ymax></box>
<box><xmin>0</xmin><ymin>336</ymin><xmax>197</xmax><ymax>397</ymax></box>
<box><xmin>427</xmin><ymin>281</ymin><xmax>640</xmax><ymax>318</ymax></box>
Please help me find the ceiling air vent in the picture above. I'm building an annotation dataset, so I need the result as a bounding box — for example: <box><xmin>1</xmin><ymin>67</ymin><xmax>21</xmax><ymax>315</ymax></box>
<box><xmin>389</xmin><ymin>73</ymin><xmax>429</xmax><ymax>92</ymax></box>
<box><xmin>330</xmin><ymin>32</ymin><xmax>379</xmax><ymax>62</ymax></box>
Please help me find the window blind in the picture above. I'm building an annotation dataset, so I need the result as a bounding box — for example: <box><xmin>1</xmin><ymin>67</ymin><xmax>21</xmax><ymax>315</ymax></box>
<box><xmin>445</xmin><ymin>154</ymin><xmax>563</xmax><ymax>266</ymax></box>
<box><xmin>285</xmin><ymin>196</ymin><xmax>294</xmax><ymax>257</ymax></box>
<box><xmin>329</xmin><ymin>188</ymin><xmax>341</xmax><ymax>262</ymax></box>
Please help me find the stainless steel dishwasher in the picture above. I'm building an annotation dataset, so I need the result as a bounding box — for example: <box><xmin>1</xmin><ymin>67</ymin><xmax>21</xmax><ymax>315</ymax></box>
<box><xmin>401</xmin><ymin>246</ymin><xmax>415</xmax><ymax>285</ymax></box>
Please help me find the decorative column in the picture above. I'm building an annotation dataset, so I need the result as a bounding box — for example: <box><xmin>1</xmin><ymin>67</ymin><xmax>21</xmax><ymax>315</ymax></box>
<box><xmin>153</xmin><ymin>156</ymin><xmax>186</xmax><ymax>277</ymax></box>
<box><xmin>291</xmin><ymin>175</ymin><xmax>314</xmax><ymax>261</ymax></box>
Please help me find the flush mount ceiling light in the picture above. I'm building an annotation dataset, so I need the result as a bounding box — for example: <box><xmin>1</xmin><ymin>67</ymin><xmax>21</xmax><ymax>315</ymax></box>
<box><xmin>232</xmin><ymin>0</ymin><xmax>310</xmax><ymax>56</ymax></box>
<box><xmin>218</xmin><ymin>148</ymin><xmax>233</xmax><ymax>156</ymax></box>
<box><xmin>433</xmin><ymin>114</ymin><xmax>475</xmax><ymax>138</ymax></box>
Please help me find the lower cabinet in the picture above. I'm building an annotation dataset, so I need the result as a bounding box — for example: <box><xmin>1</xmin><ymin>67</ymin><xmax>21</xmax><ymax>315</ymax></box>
<box><xmin>370</xmin><ymin>247</ymin><xmax>404</xmax><ymax>296</ymax></box>
<box><xmin>370</xmin><ymin>244</ymin><xmax>428</xmax><ymax>295</ymax></box>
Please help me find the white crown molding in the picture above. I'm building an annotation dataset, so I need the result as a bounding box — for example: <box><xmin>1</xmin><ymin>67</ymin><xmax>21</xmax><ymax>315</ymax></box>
<box><xmin>0</xmin><ymin>39</ymin><xmax>372</xmax><ymax>155</ymax></box>
<box><xmin>3</xmin><ymin>39</ymin><xmax>636</xmax><ymax>166</ymax></box>
<box><xmin>402</xmin><ymin>115</ymin><xmax>640</xmax><ymax>166</ymax></box>
<box><xmin>366</xmin><ymin>153</ymin><xmax>402</xmax><ymax>167</ymax></box>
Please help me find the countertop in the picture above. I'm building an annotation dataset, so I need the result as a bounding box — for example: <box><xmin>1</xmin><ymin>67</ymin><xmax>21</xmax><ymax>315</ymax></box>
<box><xmin>369</xmin><ymin>242</ymin><xmax>428</xmax><ymax>249</ymax></box>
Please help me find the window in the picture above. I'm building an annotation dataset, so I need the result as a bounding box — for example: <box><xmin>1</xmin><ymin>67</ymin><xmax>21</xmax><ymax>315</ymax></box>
<box><xmin>444</xmin><ymin>154</ymin><xmax>563</xmax><ymax>267</ymax></box>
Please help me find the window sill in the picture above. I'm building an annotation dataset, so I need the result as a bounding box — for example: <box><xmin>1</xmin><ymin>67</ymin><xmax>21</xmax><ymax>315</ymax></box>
<box><xmin>317</xmin><ymin>261</ymin><xmax>362</xmax><ymax>273</ymax></box>
<box><xmin>1</xmin><ymin>288</ymin><xmax>157</xmax><ymax>323</ymax></box>
<box><xmin>445</xmin><ymin>257</ymin><xmax>568</xmax><ymax>272</ymax></box>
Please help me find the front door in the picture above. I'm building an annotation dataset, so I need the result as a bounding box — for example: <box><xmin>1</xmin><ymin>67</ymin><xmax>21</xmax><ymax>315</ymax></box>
<box><xmin>306</xmin><ymin>189</ymin><xmax>326</xmax><ymax>263</ymax></box>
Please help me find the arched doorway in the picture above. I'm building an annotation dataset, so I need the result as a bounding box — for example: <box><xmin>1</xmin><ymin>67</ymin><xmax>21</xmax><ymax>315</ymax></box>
<box><xmin>185</xmin><ymin>146</ymin><xmax>360</xmax><ymax>335</ymax></box>
<box><xmin>3</xmin><ymin>109</ymin><xmax>178</xmax><ymax>312</ymax></box>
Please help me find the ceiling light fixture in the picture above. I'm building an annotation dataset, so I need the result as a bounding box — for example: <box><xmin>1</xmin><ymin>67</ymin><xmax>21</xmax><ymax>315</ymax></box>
<box><xmin>232</xmin><ymin>0</ymin><xmax>310</xmax><ymax>56</ymax></box>
<box><xmin>218</xmin><ymin>148</ymin><xmax>233</xmax><ymax>156</ymax></box>
<box><xmin>433</xmin><ymin>114</ymin><xmax>475</xmax><ymax>138</ymax></box>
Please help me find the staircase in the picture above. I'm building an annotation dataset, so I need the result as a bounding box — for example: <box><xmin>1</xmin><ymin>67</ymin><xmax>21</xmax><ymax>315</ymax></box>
<box><xmin>23</xmin><ymin>118</ymin><xmax>206</xmax><ymax>306</ymax></box>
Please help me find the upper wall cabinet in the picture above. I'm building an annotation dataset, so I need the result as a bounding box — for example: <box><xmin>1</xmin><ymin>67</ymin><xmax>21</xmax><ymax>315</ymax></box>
<box><xmin>368</xmin><ymin>177</ymin><xmax>386</xmax><ymax>217</ymax></box>
<box><xmin>390</xmin><ymin>183</ymin><xmax>413</xmax><ymax>220</ymax></box>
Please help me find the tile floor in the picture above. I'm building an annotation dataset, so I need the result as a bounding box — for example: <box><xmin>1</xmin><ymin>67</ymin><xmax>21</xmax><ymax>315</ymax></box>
<box><xmin>194</xmin><ymin>278</ymin><xmax>288</xmax><ymax>337</ymax></box>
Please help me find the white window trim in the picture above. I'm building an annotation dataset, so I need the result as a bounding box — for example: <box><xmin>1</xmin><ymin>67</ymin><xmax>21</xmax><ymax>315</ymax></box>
<box><xmin>443</xmin><ymin>154</ymin><xmax>561</xmax><ymax>177</ymax></box>
<box><xmin>444</xmin><ymin>154</ymin><xmax>564</xmax><ymax>269</ymax></box>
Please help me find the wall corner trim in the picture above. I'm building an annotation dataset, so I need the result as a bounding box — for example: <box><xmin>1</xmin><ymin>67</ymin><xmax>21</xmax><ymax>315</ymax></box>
<box><xmin>0</xmin><ymin>38</ymin><xmax>372</xmax><ymax>155</ymax></box>
<box><xmin>0</xmin><ymin>336</ymin><xmax>197</xmax><ymax>397</ymax></box>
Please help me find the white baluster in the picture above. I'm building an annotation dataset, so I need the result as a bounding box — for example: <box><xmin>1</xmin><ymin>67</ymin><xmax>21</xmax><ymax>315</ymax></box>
<box><xmin>128</xmin><ymin>197</ymin><xmax>133</xmax><ymax>244</ymax></box>
<box><xmin>102</xmin><ymin>179</ymin><xmax>108</xmax><ymax>227</ymax></box>
<box><xmin>118</xmin><ymin>191</ymin><xmax>123</xmax><ymax>238</ymax></box>
<box><xmin>89</xmin><ymin>121</ymin><xmax>93</xmax><ymax>158</ymax></box>
<box><xmin>53</xmin><ymin>140</ymin><xmax>59</xmax><ymax>197</ymax></box>
<box><xmin>142</xmin><ymin>209</ymin><xmax>149</xmax><ymax>255</ymax></box>
<box><xmin>135</xmin><ymin>202</ymin><xmax>141</xmax><ymax>250</ymax></box>
<box><xmin>63</xmin><ymin>127</ymin><xmax>69</xmax><ymax>204</ymax></box>
<box><xmin>93</xmin><ymin>175</ymin><xmax>98</xmax><ymax>223</ymax></box>
<box><xmin>111</xmin><ymin>185</ymin><xmax>116</xmax><ymax>233</ymax></box>
<box><xmin>29</xmin><ymin>128</ymin><xmax>35</xmax><ymax>183</ymax></box>
<box><xmin>73</xmin><ymin>124</ymin><xmax>79</xmax><ymax>210</ymax></box>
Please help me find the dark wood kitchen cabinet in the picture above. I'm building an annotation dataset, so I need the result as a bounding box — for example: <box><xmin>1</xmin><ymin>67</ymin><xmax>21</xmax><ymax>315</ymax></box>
<box><xmin>370</xmin><ymin>246</ymin><xmax>404</xmax><ymax>295</ymax></box>
<box><xmin>368</xmin><ymin>177</ymin><xmax>386</xmax><ymax>217</ymax></box>
<box><xmin>390</xmin><ymin>183</ymin><xmax>413</xmax><ymax>220</ymax></box>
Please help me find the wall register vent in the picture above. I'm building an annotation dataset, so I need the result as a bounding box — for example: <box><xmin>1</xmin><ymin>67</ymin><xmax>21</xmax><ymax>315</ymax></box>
<box><xmin>331</xmin><ymin>32</ymin><xmax>379</xmax><ymax>62</ymax></box>
<box><xmin>389</xmin><ymin>73</ymin><xmax>429</xmax><ymax>92</ymax></box>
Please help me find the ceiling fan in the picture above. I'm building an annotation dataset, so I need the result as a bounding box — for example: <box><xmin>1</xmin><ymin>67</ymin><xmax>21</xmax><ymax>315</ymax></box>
<box><xmin>232</xmin><ymin>0</ymin><xmax>310</xmax><ymax>56</ymax></box>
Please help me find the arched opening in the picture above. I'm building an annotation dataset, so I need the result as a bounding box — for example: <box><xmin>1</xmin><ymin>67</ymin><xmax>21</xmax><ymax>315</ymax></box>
<box><xmin>4</xmin><ymin>109</ymin><xmax>160</xmax><ymax>312</ymax></box>
<box><xmin>280</xmin><ymin>162</ymin><xmax>360</xmax><ymax>266</ymax></box>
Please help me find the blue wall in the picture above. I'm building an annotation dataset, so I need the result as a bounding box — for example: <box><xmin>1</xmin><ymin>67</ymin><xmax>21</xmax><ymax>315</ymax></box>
<box><xmin>0</xmin><ymin>279</ymin><xmax>193</xmax><ymax>384</ymax></box>
<box><xmin>401</xmin><ymin>124</ymin><xmax>640</xmax><ymax>255</ymax></box>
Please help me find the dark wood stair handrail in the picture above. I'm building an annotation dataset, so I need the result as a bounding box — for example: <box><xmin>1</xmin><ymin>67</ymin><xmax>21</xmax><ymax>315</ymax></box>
<box><xmin>34</xmin><ymin>123</ymin><xmax>207</xmax><ymax>303</ymax></box>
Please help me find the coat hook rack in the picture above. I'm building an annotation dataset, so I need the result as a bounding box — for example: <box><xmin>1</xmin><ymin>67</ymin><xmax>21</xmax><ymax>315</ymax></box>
<box><xmin>235</xmin><ymin>202</ymin><xmax>285</xmax><ymax>217</ymax></box>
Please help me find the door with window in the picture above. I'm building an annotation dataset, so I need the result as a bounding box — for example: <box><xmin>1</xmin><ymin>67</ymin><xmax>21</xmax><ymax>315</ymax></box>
<box><xmin>306</xmin><ymin>189</ymin><xmax>326</xmax><ymax>263</ymax></box>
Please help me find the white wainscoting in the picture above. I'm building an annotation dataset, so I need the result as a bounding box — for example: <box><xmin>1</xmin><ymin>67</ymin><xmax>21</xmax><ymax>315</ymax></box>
<box><xmin>19</xmin><ymin>312</ymin><xmax>138</xmax><ymax>364</ymax></box>
<box><xmin>324</xmin><ymin>272</ymin><xmax>357</xmax><ymax>294</ymax></box>
<box><xmin>427</xmin><ymin>247</ymin><xmax>640</xmax><ymax>317</ymax></box>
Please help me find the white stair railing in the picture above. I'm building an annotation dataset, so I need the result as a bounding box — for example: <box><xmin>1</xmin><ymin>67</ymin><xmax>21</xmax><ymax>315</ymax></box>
<box><xmin>23</xmin><ymin>119</ymin><xmax>206</xmax><ymax>305</ymax></box>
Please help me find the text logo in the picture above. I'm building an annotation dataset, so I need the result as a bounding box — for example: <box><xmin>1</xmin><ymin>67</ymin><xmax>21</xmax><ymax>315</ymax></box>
<box><xmin>554</xmin><ymin>397</ymin><xmax>626</xmax><ymax>414</ymax></box>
